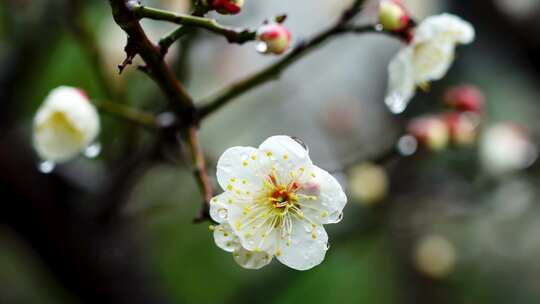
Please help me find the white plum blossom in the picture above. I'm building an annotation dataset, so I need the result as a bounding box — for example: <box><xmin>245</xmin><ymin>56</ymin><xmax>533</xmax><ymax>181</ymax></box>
<box><xmin>210</xmin><ymin>136</ymin><xmax>347</xmax><ymax>270</ymax></box>
<box><xmin>385</xmin><ymin>13</ymin><xmax>475</xmax><ymax>113</ymax></box>
<box><xmin>33</xmin><ymin>86</ymin><xmax>100</xmax><ymax>163</ymax></box>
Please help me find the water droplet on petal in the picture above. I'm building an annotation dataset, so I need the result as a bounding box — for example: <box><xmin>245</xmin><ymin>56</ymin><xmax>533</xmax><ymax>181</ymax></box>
<box><xmin>375</xmin><ymin>24</ymin><xmax>384</xmax><ymax>32</ymax></box>
<box><xmin>84</xmin><ymin>142</ymin><xmax>102</xmax><ymax>159</ymax></box>
<box><xmin>385</xmin><ymin>93</ymin><xmax>408</xmax><ymax>114</ymax></box>
<box><xmin>218</xmin><ymin>208</ymin><xmax>228</xmax><ymax>220</ymax></box>
<box><xmin>255</xmin><ymin>42</ymin><xmax>268</xmax><ymax>54</ymax></box>
<box><xmin>38</xmin><ymin>161</ymin><xmax>55</xmax><ymax>174</ymax></box>
<box><xmin>397</xmin><ymin>135</ymin><xmax>418</xmax><ymax>156</ymax></box>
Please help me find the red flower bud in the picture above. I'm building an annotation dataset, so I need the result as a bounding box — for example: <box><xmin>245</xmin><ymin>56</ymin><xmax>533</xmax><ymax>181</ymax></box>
<box><xmin>209</xmin><ymin>0</ymin><xmax>244</xmax><ymax>15</ymax></box>
<box><xmin>378</xmin><ymin>0</ymin><xmax>410</xmax><ymax>32</ymax></box>
<box><xmin>256</xmin><ymin>23</ymin><xmax>291</xmax><ymax>55</ymax></box>
<box><xmin>444</xmin><ymin>85</ymin><xmax>485</xmax><ymax>113</ymax></box>
<box><xmin>443</xmin><ymin>112</ymin><xmax>480</xmax><ymax>146</ymax></box>
<box><xmin>408</xmin><ymin>115</ymin><xmax>450</xmax><ymax>151</ymax></box>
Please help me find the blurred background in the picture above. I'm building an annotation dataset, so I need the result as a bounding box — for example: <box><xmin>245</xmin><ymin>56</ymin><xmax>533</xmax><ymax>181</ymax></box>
<box><xmin>2</xmin><ymin>0</ymin><xmax>540</xmax><ymax>303</ymax></box>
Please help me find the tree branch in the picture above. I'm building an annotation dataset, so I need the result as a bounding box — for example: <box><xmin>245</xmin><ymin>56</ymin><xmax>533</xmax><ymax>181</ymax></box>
<box><xmin>184</xmin><ymin>127</ymin><xmax>214</xmax><ymax>222</ymax></box>
<box><xmin>198</xmin><ymin>24</ymin><xmax>382</xmax><ymax>119</ymax></box>
<box><xmin>95</xmin><ymin>100</ymin><xmax>158</xmax><ymax>129</ymax></box>
<box><xmin>131</xmin><ymin>5</ymin><xmax>256</xmax><ymax>44</ymax></box>
<box><xmin>108</xmin><ymin>0</ymin><xmax>196</xmax><ymax>125</ymax></box>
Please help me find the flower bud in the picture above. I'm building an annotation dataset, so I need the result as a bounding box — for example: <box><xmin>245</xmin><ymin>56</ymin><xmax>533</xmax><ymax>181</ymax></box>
<box><xmin>414</xmin><ymin>235</ymin><xmax>457</xmax><ymax>279</ymax></box>
<box><xmin>33</xmin><ymin>86</ymin><xmax>100</xmax><ymax>163</ymax></box>
<box><xmin>480</xmin><ymin>123</ymin><xmax>537</xmax><ymax>176</ymax></box>
<box><xmin>444</xmin><ymin>85</ymin><xmax>485</xmax><ymax>113</ymax></box>
<box><xmin>443</xmin><ymin>112</ymin><xmax>480</xmax><ymax>146</ymax></box>
<box><xmin>348</xmin><ymin>163</ymin><xmax>389</xmax><ymax>206</ymax></box>
<box><xmin>407</xmin><ymin>115</ymin><xmax>450</xmax><ymax>151</ymax></box>
<box><xmin>256</xmin><ymin>23</ymin><xmax>291</xmax><ymax>55</ymax></box>
<box><xmin>207</xmin><ymin>0</ymin><xmax>244</xmax><ymax>15</ymax></box>
<box><xmin>378</xmin><ymin>0</ymin><xmax>409</xmax><ymax>32</ymax></box>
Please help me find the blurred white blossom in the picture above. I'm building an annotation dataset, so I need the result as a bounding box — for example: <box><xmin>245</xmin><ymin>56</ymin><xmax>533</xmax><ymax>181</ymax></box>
<box><xmin>33</xmin><ymin>86</ymin><xmax>100</xmax><ymax>163</ymax></box>
<box><xmin>210</xmin><ymin>136</ymin><xmax>347</xmax><ymax>270</ymax></box>
<box><xmin>480</xmin><ymin>123</ymin><xmax>537</xmax><ymax>176</ymax></box>
<box><xmin>386</xmin><ymin>14</ymin><xmax>475</xmax><ymax>113</ymax></box>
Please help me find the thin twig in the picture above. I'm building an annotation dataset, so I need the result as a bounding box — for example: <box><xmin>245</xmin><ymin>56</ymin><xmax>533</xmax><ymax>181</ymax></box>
<box><xmin>131</xmin><ymin>5</ymin><xmax>256</xmax><ymax>44</ymax></box>
<box><xmin>197</xmin><ymin>25</ymin><xmax>381</xmax><ymax>119</ymax></box>
<box><xmin>95</xmin><ymin>100</ymin><xmax>158</xmax><ymax>129</ymax></box>
<box><xmin>184</xmin><ymin>127</ymin><xmax>214</xmax><ymax>222</ymax></box>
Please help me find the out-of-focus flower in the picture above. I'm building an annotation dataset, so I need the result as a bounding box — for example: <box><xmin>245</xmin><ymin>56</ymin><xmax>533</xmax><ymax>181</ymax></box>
<box><xmin>378</xmin><ymin>0</ymin><xmax>410</xmax><ymax>32</ymax></box>
<box><xmin>33</xmin><ymin>86</ymin><xmax>100</xmax><ymax>163</ymax></box>
<box><xmin>408</xmin><ymin>115</ymin><xmax>450</xmax><ymax>151</ymax></box>
<box><xmin>495</xmin><ymin>0</ymin><xmax>540</xmax><ymax>20</ymax></box>
<box><xmin>385</xmin><ymin>14</ymin><xmax>475</xmax><ymax>114</ymax></box>
<box><xmin>414</xmin><ymin>234</ymin><xmax>457</xmax><ymax>279</ymax></box>
<box><xmin>444</xmin><ymin>85</ymin><xmax>485</xmax><ymax>113</ymax></box>
<box><xmin>443</xmin><ymin>112</ymin><xmax>480</xmax><ymax>146</ymax></box>
<box><xmin>210</xmin><ymin>136</ymin><xmax>347</xmax><ymax>270</ymax></box>
<box><xmin>480</xmin><ymin>123</ymin><xmax>537</xmax><ymax>176</ymax></box>
<box><xmin>256</xmin><ymin>23</ymin><xmax>292</xmax><ymax>55</ymax></box>
<box><xmin>204</xmin><ymin>0</ymin><xmax>244</xmax><ymax>15</ymax></box>
<box><xmin>348</xmin><ymin>162</ymin><xmax>389</xmax><ymax>206</ymax></box>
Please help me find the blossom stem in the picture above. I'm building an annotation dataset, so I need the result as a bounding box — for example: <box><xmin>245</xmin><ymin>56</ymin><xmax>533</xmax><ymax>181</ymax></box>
<box><xmin>95</xmin><ymin>100</ymin><xmax>158</xmax><ymax>129</ymax></box>
<box><xmin>131</xmin><ymin>5</ymin><xmax>256</xmax><ymax>44</ymax></box>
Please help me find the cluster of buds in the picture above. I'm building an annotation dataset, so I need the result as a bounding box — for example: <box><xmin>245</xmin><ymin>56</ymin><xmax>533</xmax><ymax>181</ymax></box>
<box><xmin>202</xmin><ymin>0</ymin><xmax>244</xmax><ymax>15</ymax></box>
<box><xmin>378</xmin><ymin>0</ymin><xmax>411</xmax><ymax>32</ymax></box>
<box><xmin>407</xmin><ymin>85</ymin><xmax>485</xmax><ymax>151</ymax></box>
<box><xmin>256</xmin><ymin>22</ymin><xmax>292</xmax><ymax>55</ymax></box>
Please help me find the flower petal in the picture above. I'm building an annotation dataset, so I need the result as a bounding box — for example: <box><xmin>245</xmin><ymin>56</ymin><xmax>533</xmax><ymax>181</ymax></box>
<box><xmin>213</xmin><ymin>223</ymin><xmax>240</xmax><ymax>253</ymax></box>
<box><xmin>209</xmin><ymin>192</ymin><xmax>233</xmax><ymax>223</ymax></box>
<box><xmin>259</xmin><ymin>136</ymin><xmax>312</xmax><ymax>178</ymax></box>
<box><xmin>411</xmin><ymin>39</ymin><xmax>455</xmax><ymax>83</ymax></box>
<box><xmin>414</xmin><ymin>13</ymin><xmax>475</xmax><ymax>45</ymax></box>
<box><xmin>227</xmin><ymin>202</ymin><xmax>280</xmax><ymax>254</ymax></box>
<box><xmin>233</xmin><ymin>247</ymin><xmax>273</xmax><ymax>270</ymax></box>
<box><xmin>297</xmin><ymin>165</ymin><xmax>347</xmax><ymax>224</ymax></box>
<box><xmin>277</xmin><ymin>219</ymin><xmax>328</xmax><ymax>271</ymax></box>
<box><xmin>216</xmin><ymin>146</ymin><xmax>269</xmax><ymax>193</ymax></box>
<box><xmin>386</xmin><ymin>48</ymin><xmax>416</xmax><ymax>114</ymax></box>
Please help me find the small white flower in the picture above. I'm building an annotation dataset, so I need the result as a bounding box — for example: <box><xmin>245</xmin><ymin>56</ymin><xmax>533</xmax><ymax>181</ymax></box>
<box><xmin>33</xmin><ymin>86</ymin><xmax>100</xmax><ymax>163</ymax></box>
<box><xmin>385</xmin><ymin>13</ymin><xmax>475</xmax><ymax>113</ymax></box>
<box><xmin>210</xmin><ymin>136</ymin><xmax>347</xmax><ymax>270</ymax></box>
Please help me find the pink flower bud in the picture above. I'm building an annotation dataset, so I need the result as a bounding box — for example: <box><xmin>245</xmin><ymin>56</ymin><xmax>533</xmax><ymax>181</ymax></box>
<box><xmin>256</xmin><ymin>23</ymin><xmax>291</xmax><ymax>55</ymax></box>
<box><xmin>209</xmin><ymin>0</ymin><xmax>244</xmax><ymax>15</ymax></box>
<box><xmin>378</xmin><ymin>0</ymin><xmax>410</xmax><ymax>32</ymax></box>
<box><xmin>443</xmin><ymin>112</ymin><xmax>480</xmax><ymax>146</ymax></box>
<box><xmin>408</xmin><ymin>115</ymin><xmax>450</xmax><ymax>151</ymax></box>
<box><xmin>444</xmin><ymin>85</ymin><xmax>485</xmax><ymax>113</ymax></box>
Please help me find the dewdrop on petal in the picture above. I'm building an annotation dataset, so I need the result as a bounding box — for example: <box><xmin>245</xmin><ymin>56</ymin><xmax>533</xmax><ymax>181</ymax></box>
<box><xmin>209</xmin><ymin>136</ymin><xmax>347</xmax><ymax>270</ymax></box>
<box><xmin>378</xmin><ymin>0</ymin><xmax>410</xmax><ymax>32</ymax></box>
<box><xmin>256</xmin><ymin>23</ymin><xmax>291</xmax><ymax>55</ymax></box>
<box><xmin>348</xmin><ymin>163</ymin><xmax>389</xmax><ymax>206</ymax></box>
<box><xmin>414</xmin><ymin>234</ymin><xmax>457</xmax><ymax>279</ymax></box>
<box><xmin>33</xmin><ymin>86</ymin><xmax>100</xmax><ymax>163</ymax></box>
